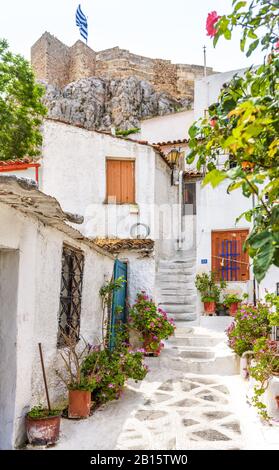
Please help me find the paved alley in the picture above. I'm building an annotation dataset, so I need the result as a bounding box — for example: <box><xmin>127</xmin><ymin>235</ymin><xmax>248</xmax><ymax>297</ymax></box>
<box><xmin>53</xmin><ymin>325</ymin><xmax>249</xmax><ymax>450</ymax></box>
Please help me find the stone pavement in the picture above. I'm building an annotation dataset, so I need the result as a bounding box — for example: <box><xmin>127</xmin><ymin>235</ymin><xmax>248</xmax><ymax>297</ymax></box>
<box><xmin>53</xmin><ymin>326</ymin><xmax>247</xmax><ymax>450</ymax></box>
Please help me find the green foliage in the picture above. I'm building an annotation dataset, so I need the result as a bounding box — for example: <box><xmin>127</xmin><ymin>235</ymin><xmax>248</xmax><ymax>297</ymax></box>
<box><xmin>128</xmin><ymin>292</ymin><xmax>176</xmax><ymax>343</ymax></box>
<box><xmin>223</xmin><ymin>293</ymin><xmax>242</xmax><ymax>306</ymax></box>
<box><xmin>249</xmin><ymin>337</ymin><xmax>279</xmax><ymax>420</ymax></box>
<box><xmin>27</xmin><ymin>405</ymin><xmax>61</xmax><ymax>419</ymax></box>
<box><xmin>226</xmin><ymin>302</ymin><xmax>271</xmax><ymax>356</ymax></box>
<box><xmin>115</xmin><ymin>128</ymin><xmax>140</xmax><ymax>137</ymax></box>
<box><xmin>188</xmin><ymin>1</ymin><xmax>279</xmax><ymax>282</ymax></box>
<box><xmin>195</xmin><ymin>272</ymin><xmax>227</xmax><ymax>303</ymax></box>
<box><xmin>0</xmin><ymin>39</ymin><xmax>47</xmax><ymax>161</ymax></box>
<box><xmin>81</xmin><ymin>334</ymin><xmax>148</xmax><ymax>404</ymax></box>
<box><xmin>226</xmin><ymin>293</ymin><xmax>279</xmax><ymax>420</ymax></box>
<box><xmin>214</xmin><ymin>0</ymin><xmax>279</xmax><ymax>57</ymax></box>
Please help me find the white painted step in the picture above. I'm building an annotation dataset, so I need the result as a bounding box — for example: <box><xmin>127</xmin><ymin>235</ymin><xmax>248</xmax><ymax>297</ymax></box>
<box><xmin>159</xmin><ymin>304</ymin><xmax>196</xmax><ymax>313</ymax></box>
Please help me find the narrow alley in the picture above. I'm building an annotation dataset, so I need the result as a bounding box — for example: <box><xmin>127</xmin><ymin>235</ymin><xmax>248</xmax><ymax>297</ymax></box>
<box><xmin>52</xmin><ymin>324</ymin><xmax>268</xmax><ymax>450</ymax></box>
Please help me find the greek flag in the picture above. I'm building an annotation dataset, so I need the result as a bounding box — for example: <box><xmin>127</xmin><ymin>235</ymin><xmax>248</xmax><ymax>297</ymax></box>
<box><xmin>76</xmin><ymin>4</ymin><xmax>88</xmax><ymax>42</ymax></box>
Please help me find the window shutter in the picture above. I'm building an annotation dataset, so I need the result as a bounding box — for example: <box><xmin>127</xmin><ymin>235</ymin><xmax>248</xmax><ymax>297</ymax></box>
<box><xmin>106</xmin><ymin>159</ymin><xmax>135</xmax><ymax>204</ymax></box>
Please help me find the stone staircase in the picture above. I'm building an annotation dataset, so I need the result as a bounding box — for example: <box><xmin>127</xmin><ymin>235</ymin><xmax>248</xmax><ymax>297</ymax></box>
<box><xmin>156</xmin><ymin>257</ymin><xmax>197</xmax><ymax>323</ymax></box>
<box><xmin>157</xmin><ymin>326</ymin><xmax>239</xmax><ymax>375</ymax></box>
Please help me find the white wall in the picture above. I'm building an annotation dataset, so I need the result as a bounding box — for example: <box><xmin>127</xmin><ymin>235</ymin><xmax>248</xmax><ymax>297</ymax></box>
<box><xmin>0</xmin><ymin>250</ymin><xmax>19</xmax><ymax>450</ymax></box>
<box><xmin>0</xmin><ymin>202</ymin><xmax>114</xmax><ymax>448</ymax></box>
<box><xmin>196</xmin><ymin>181</ymin><xmax>253</xmax><ymax>301</ymax></box>
<box><xmin>118</xmin><ymin>251</ymin><xmax>156</xmax><ymax>305</ymax></box>
<box><xmin>132</xmin><ymin>110</ymin><xmax>194</xmax><ymax>144</ymax></box>
<box><xmin>194</xmin><ymin>68</ymin><xmax>246</xmax><ymax>120</ymax></box>
<box><xmin>42</xmin><ymin>121</ymin><xmax>157</xmax><ymax>240</ymax></box>
<box><xmin>194</xmin><ymin>69</ymin><xmax>278</xmax><ymax>299</ymax></box>
<box><xmin>154</xmin><ymin>154</ymin><xmax>180</xmax><ymax>260</ymax></box>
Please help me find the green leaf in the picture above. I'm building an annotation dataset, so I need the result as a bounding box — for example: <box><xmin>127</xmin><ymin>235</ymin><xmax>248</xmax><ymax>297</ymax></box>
<box><xmin>248</xmin><ymin>231</ymin><xmax>273</xmax><ymax>250</ymax></box>
<box><xmin>202</xmin><ymin>169</ymin><xmax>227</xmax><ymax>188</ymax></box>
<box><xmin>246</xmin><ymin>39</ymin><xmax>259</xmax><ymax>57</ymax></box>
<box><xmin>188</xmin><ymin>124</ymin><xmax>198</xmax><ymax>139</ymax></box>
<box><xmin>234</xmin><ymin>1</ymin><xmax>247</xmax><ymax>12</ymax></box>
<box><xmin>248</xmin><ymin>30</ymin><xmax>258</xmax><ymax>40</ymax></box>
<box><xmin>224</xmin><ymin>30</ymin><xmax>232</xmax><ymax>40</ymax></box>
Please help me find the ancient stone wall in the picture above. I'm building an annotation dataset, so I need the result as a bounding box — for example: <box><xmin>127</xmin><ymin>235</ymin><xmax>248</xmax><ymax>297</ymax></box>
<box><xmin>31</xmin><ymin>32</ymin><xmax>214</xmax><ymax>99</ymax></box>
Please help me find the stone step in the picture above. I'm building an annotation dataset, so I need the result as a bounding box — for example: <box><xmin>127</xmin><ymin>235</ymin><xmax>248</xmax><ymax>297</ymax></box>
<box><xmin>157</xmin><ymin>268</ymin><xmax>196</xmax><ymax>275</ymax></box>
<box><xmin>157</xmin><ymin>273</ymin><xmax>195</xmax><ymax>282</ymax></box>
<box><xmin>166</xmin><ymin>345</ymin><xmax>215</xmax><ymax>359</ymax></box>
<box><xmin>157</xmin><ymin>295</ymin><xmax>197</xmax><ymax>304</ymax></box>
<box><xmin>159</xmin><ymin>304</ymin><xmax>196</xmax><ymax>313</ymax></box>
<box><xmin>168</xmin><ymin>335</ymin><xmax>222</xmax><ymax>347</ymax></box>
<box><xmin>157</xmin><ymin>286</ymin><xmax>197</xmax><ymax>296</ymax></box>
<box><xmin>154</xmin><ymin>352</ymin><xmax>238</xmax><ymax>375</ymax></box>
<box><xmin>159</xmin><ymin>259</ymin><xmax>195</xmax><ymax>267</ymax></box>
<box><xmin>157</xmin><ymin>278</ymin><xmax>195</xmax><ymax>287</ymax></box>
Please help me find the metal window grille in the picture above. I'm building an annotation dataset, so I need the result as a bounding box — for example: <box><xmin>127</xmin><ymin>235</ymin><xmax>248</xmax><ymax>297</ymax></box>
<box><xmin>57</xmin><ymin>245</ymin><xmax>84</xmax><ymax>348</ymax></box>
<box><xmin>219</xmin><ymin>239</ymin><xmax>240</xmax><ymax>281</ymax></box>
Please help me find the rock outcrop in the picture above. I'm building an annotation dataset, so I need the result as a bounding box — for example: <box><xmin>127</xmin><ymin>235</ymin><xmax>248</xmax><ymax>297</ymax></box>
<box><xmin>43</xmin><ymin>76</ymin><xmax>191</xmax><ymax>131</ymax></box>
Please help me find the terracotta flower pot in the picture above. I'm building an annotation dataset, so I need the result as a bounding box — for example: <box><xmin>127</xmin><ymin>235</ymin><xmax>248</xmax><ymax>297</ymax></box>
<box><xmin>26</xmin><ymin>414</ymin><xmax>61</xmax><ymax>446</ymax></box>
<box><xmin>143</xmin><ymin>335</ymin><xmax>161</xmax><ymax>356</ymax></box>
<box><xmin>204</xmin><ymin>301</ymin><xmax>216</xmax><ymax>315</ymax></box>
<box><xmin>229</xmin><ymin>302</ymin><xmax>239</xmax><ymax>316</ymax></box>
<box><xmin>68</xmin><ymin>390</ymin><xmax>91</xmax><ymax>419</ymax></box>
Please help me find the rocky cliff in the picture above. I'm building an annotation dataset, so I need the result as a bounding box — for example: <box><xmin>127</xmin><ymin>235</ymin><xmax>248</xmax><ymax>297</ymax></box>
<box><xmin>43</xmin><ymin>76</ymin><xmax>191</xmax><ymax>131</ymax></box>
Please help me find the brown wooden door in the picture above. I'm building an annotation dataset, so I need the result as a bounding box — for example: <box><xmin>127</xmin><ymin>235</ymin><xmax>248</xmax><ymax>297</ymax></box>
<box><xmin>211</xmin><ymin>229</ymin><xmax>250</xmax><ymax>281</ymax></box>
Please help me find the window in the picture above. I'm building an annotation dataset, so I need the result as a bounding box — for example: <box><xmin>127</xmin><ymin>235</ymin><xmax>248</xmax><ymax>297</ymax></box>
<box><xmin>183</xmin><ymin>182</ymin><xmax>196</xmax><ymax>215</ymax></box>
<box><xmin>106</xmin><ymin>159</ymin><xmax>135</xmax><ymax>204</ymax></box>
<box><xmin>57</xmin><ymin>245</ymin><xmax>84</xmax><ymax>347</ymax></box>
<box><xmin>211</xmin><ymin>230</ymin><xmax>250</xmax><ymax>282</ymax></box>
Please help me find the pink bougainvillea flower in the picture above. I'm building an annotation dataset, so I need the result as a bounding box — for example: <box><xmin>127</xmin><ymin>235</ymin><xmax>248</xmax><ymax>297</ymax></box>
<box><xmin>206</xmin><ymin>11</ymin><xmax>220</xmax><ymax>38</ymax></box>
<box><xmin>275</xmin><ymin>40</ymin><xmax>279</xmax><ymax>51</ymax></box>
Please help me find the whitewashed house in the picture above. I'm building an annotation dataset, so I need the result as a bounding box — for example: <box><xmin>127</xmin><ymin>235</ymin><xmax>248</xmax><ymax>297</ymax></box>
<box><xmin>40</xmin><ymin>119</ymin><xmax>191</xmax><ymax>313</ymax></box>
<box><xmin>0</xmin><ymin>176</ymin><xmax>114</xmax><ymax>449</ymax></box>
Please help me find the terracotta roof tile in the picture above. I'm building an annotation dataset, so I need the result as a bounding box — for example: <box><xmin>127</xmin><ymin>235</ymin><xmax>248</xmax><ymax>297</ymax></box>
<box><xmin>93</xmin><ymin>238</ymin><xmax>154</xmax><ymax>253</ymax></box>
<box><xmin>0</xmin><ymin>157</ymin><xmax>39</xmax><ymax>167</ymax></box>
<box><xmin>153</xmin><ymin>139</ymin><xmax>189</xmax><ymax>146</ymax></box>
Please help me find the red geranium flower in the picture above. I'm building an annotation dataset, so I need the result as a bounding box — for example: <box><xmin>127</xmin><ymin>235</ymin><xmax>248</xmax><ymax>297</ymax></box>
<box><xmin>206</xmin><ymin>11</ymin><xmax>220</xmax><ymax>38</ymax></box>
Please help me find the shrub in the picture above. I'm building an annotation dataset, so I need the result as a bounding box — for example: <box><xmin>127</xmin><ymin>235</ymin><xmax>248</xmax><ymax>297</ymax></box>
<box><xmin>128</xmin><ymin>292</ymin><xmax>175</xmax><ymax>343</ymax></box>
<box><xmin>226</xmin><ymin>302</ymin><xmax>271</xmax><ymax>357</ymax></box>
<box><xmin>81</xmin><ymin>340</ymin><xmax>148</xmax><ymax>404</ymax></box>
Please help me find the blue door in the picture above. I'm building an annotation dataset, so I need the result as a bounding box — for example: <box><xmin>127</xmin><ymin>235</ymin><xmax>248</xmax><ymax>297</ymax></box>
<box><xmin>109</xmin><ymin>260</ymin><xmax>128</xmax><ymax>350</ymax></box>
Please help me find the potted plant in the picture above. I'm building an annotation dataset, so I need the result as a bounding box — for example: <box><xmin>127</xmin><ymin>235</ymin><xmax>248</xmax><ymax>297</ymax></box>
<box><xmin>56</xmin><ymin>330</ymin><xmax>97</xmax><ymax>419</ymax></box>
<box><xmin>81</xmin><ymin>334</ymin><xmax>148</xmax><ymax>404</ymax></box>
<box><xmin>128</xmin><ymin>292</ymin><xmax>175</xmax><ymax>356</ymax></box>
<box><xmin>195</xmin><ymin>272</ymin><xmax>226</xmax><ymax>315</ymax></box>
<box><xmin>223</xmin><ymin>293</ymin><xmax>242</xmax><ymax>316</ymax></box>
<box><xmin>26</xmin><ymin>405</ymin><xmax>61</xmax><ymax>446</ymax></box>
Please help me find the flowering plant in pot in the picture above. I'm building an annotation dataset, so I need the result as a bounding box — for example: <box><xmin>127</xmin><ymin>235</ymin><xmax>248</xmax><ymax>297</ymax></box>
<box><xmin>226</xmin><ymin>302</ymin><xmax>271</xmax><ymax>357</ymax></box>
<box><xmin>195</xmin><ymin>272</ymin><xmax>226</xmax><ymax>315</ymax></box>
<box><xmin>56</xmin><ymin>330</ymin><xmax>97</xmax><ymax>419</ymax></box>
<box><xmin>249</xmin><ymin>337</ymin><xmax>279</xmax><ymax>421</ymax></box>
<box><xmin>223</xmin><ymin>293</ymin><xmax>242</xmax><ymax>316</ymax></box>
<box><xmin>81</xmin><ymin>335</ymin><xmax>148</xmax><ymax>404</ymax></box>
<box><xmin>26</xmin><ymin>405</ymin><xmax>62</xmax><ymax>446</ymax></box>
<box><xmin>128</xmin><ymin>292</ymin><xmax>175</xmax><ymax>356</ymax></box>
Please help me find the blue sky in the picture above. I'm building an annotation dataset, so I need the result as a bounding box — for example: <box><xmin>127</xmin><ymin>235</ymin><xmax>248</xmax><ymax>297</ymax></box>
<box><xmin>1</xmin><ymin>0</ymin><xmax>264</xmax><ymax>72</ymax></box>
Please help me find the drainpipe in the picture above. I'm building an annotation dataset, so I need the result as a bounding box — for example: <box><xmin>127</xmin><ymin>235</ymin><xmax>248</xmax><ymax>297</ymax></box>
<box><xmin>178</xmin><ymin>170</ymin><xmax>184</xmax><ymax>250</ymax></box>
